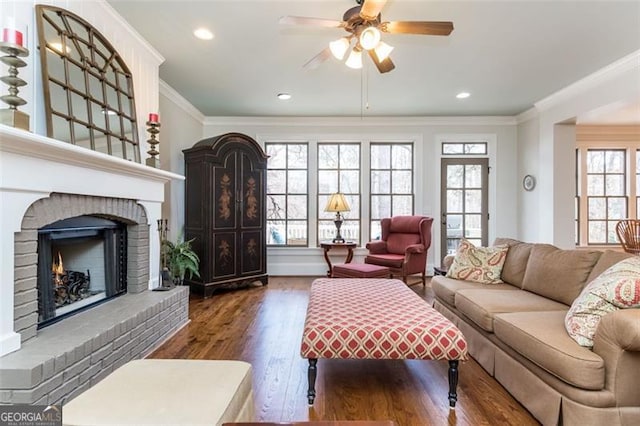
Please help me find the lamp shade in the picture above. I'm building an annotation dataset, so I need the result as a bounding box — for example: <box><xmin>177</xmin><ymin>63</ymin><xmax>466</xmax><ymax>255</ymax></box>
<box><xmin>373</xmin><ymin>41</ymin><xmax>394</xmax><ymax>61</ymax></box>
<box><xmin>359</xmin><ymin>27</ymin><xmax>381</xmax><ymax>51</ymax></box>
<box><xmin>325</xmin><ymin>193</ymin><xmax>350</xmax><ymax>213</ymax></box>
<box><xmin>345</xmin><ymin>48</ymin><xmax>363</xmax><ymax>69</ymax></box>
<box><xmin>329</xmin><ymin>37</ymin><xmax>350</xmax><ymax>60</ymax></box>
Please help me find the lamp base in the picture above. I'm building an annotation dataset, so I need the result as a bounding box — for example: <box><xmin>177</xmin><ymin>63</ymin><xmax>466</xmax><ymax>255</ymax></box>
<box><xmin>0</xmin><ymin>108</ymin><xmax>29</xmax><ymax>131</ymax></box>
<box><xmin>332</xmin><ymin>237</ymin><xmax>346</xmax><ymax>244</ymax></box>
<box><xmin>333</xmin><ymin>217</ymin><xmax>345</xmax><ymax>243</ymax></box>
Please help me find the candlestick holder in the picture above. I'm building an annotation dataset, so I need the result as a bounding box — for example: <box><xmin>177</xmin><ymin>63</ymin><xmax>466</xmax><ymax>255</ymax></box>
<box><xmin>0</xmin><ymin>41</ymin><xmax>29</xmax><ymax>131</ymax></box>
<box><xmin>145</xmin><ymin>120</ymin><xmax>161</xmax><ymax>168</ymax></box>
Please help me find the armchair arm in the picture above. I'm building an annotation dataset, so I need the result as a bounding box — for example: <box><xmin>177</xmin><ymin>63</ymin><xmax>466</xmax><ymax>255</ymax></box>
<box><xmin>405</xmin><ymin>244</ymin><xmax>425</xmax><ymax>255</ymax></box>
<box><xmin>594</xmin><ymin>309</ymin><xmax>640</xmax><ymax>352</ymax></box>
<box><xmin>365</xmin><ymin>240</ymin><xmax>387</xmax><ymax>254</ymax></box>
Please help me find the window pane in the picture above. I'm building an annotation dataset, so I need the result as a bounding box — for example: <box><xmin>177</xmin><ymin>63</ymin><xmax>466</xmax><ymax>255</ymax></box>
<box><xmin>447</xmin><ymin>165</ymin><xmax>464</xmax><ymax>188</ymax></box>
<box><xmin>371</xmin><ymin>145</ymin><xmax>390</xmax><ymax>168</ymax></box>
<box><xmin>587</xmin><ymin>175</ymin><xmax>604</xmax><ymax>196</ymax></box>
<box><xmin>371</xmin><ymin>170</ymin><xmax>390</xmax><ymax>193</ymax></box>
<box><xmin>318</xmin><ymin>145</ymin><xmax>338</xmax><ymax>168</ymax></box>
<box><xmin>588</xmin><ymin>221</ymin><xmax>606</xmax><ymax>243</ymax></box>
<box><xmin>318</xmin><ymin>195</ymin><xmax>333</xmax><ymax>220</ymax></box>
<box><xmin>266</xmin><ymin>144</ymin><xmax>287</xmax><ymax>169</ymax></box>
<box><xmin>607</xmin><ymin>221</ymin><xmax>619</xmax><ymax>244</ymax></box>
<box><xmin>370</xmin><ymin>220</ymin><xmax>382</xmax><ymax>240</ymax></box>
<box><xmin>447</xmin><ymin>190</ymin><xmax>463</xmax><ymax>212</ymax></box>
<box><xmin>340</xmin><ymin>145</ymin><xmax>360</xmax><ymax>168</ymax></box>
<box><xmin>465</xmin><ymin>165</ymin><xmax>482</xmax><ymax>188</ymax></box>
<box><xmin>392</xmin><ymin>195</ymin><xmax>412</xmax><ymax>216</ymax></box>
<box><xmin>446</xmin><ymin>215</ymin><xmax>463</xmax><ymax>239</ymax></box>
<box><xmin>443</xmin><ymin>143</ymin><xmax>463</xmax><ymax>154</ymax></box>
<box><xmin>466</xmin><ymin>190</ymin><xmax>482</xmax><ymax>213</ymax></box>
<box><xmin>607</xmin><ymin>197</ymin><xmax>626</xmax><ymax>219</ymax></box>
<box><xmin>267</xmin><ymin>170</ymin><xmax>286</xmax><ymax>193</ymax></box>
<box><xmin>318</xmin><ymin>170</ymin><xmax>338</xmax><ymax>193</ymax></box>
<box><xmin>392</xmin><ymin>171</ymin><xmax>412</xmax><ymax>193</ymax></box>
<box><xmin>340</xmin><ymin>170</ymin><xmax>360</xmax><ymax>193</ymax></box>
<box><xmin>287</xmin><ymin>170</ymin><xmax>307</xmax><ymax>193</ymax></box>
<box><xmin>287</xmin><ymin>195</ymin><xmax>307</xmax><ymax>219</ymax></box>
<box><xmin>605</xmin><ymin>151</ymin><xmax>625</xmax><ymax>173</ymax></box>
<box><xmin>344</xmin><ymin>195</ymin><xmax>360</xmax><ymax>219</ymax></box>
<box><xmin>588</xmin><ymin>198</ymin><xmax>606</xmax><ymax>219</ymax></box>
<box><xmin>287</xmin><ymin>220</ymin><xmax>307</xmax><ymax>246</ymax></box>
<box><xmin>605</xmin><ymin>175</ymin><xmax>625</xmax><ymax>196</ymax></box>
<box><xmin>587</xmin><ymin>151</ymin><xmax>604</xmax><ymax>173</ymax></box>
<box><xmin>288</xmin><ymin>144</ymin><xmax>307</xmax><ymax>168</ymax></box>
<box><xmin>392</xmin><ymin>144</ymin><xmax>412</xmax><ymax>168</ymax></box>
<box><xmin>371</xmin><ymin>195</ymin><xmax>391</xmax><ymax>219</ymax></box>
<box><xmin>267</xmin><ymin>195</ymin><xmax>285</xmax><ymax>219</ymax></box>
<box><xmin>341</xmin><ymin>220</ymin><xmax>359</xmax><ymax>242</ymax></box>
<box><xmin>267</xmin><ymin>221</ymin><xmax>286</xmax><ymax>245</ymax></box>
<box><xmin>465</xmin><ymin>214</ymin><xmax>482</xmax><ymax>238</ymax></box>
<box><xmin>466</xmin><ymin>143</ymin><xmax>487</xmax><ymax>155</ymax></box>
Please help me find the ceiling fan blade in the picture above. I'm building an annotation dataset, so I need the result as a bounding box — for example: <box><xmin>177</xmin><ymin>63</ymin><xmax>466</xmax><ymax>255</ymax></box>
<box><xmin>381</xmin><ymin>21</ymin><xmax>454</xmax><ymax>36</ymax></box>
<box><xmin>303</xmin><ymin>47</ymin><xmax>332</xmax><ymax>70</ymax></box>
<box><xmin>279</xmin><ymin>16</ymin><xmax>345</xmax><ymax>28</ymax></box>
<box><xmin>359</xmin><ymin>0</ymin><xmax>387</xmax><ymax>21</ymax></box>
<box><xmin>368</xmin><ymin>49</ymin><xmax>395</xmax><ymax>74</ymax></box>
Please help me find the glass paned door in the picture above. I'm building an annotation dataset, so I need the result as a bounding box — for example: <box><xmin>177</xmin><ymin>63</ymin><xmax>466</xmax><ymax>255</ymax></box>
<box><xmin>440</xmin><ymin>158</ymin><xmax>489</xmax><ymax>261</ymax></box>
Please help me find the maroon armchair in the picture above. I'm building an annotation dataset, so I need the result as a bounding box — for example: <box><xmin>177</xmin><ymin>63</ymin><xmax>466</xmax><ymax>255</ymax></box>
<box><xmin>365</xmin><ymin>216</ymin><xmax>433</xmax><ymax>286</ymax></box>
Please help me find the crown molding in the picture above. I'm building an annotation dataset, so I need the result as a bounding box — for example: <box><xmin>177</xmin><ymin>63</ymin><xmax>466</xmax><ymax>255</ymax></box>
<box><xmin>515</xmin><ymin>107</ymin><xmax>539</xmax><ymax>124</ymax></box>
<box><xmin>159</xmin><ymin>80</ymin><xmax>206</xmax><ymax>124</ymax></box>
<box><xmin>202</xmin><ymin>115</ymin><xmax>517</xmax><ymax>127</ymax></box>
<box><xmin>535</xmin><ymin>49</ymin><xmax>640</xmax><ymax>112</ymax></box>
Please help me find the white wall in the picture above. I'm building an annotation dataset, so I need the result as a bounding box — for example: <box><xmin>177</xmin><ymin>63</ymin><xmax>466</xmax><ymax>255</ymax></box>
<box><xmin>155</xmin><ymin>116</ymin><xmax>518</xmax><ymax>275</ymax></box>
<box><xmin>517</xmin><ymin>50</ymin><xmax>640</xmax><ymax>247</ymax></box>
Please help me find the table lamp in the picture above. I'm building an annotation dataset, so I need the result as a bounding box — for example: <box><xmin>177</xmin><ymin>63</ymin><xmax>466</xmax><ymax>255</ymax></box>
<box><xmin>325</xmin><ymin>192</ymin><xmax>350</xmax><ymax>243</ymax></box>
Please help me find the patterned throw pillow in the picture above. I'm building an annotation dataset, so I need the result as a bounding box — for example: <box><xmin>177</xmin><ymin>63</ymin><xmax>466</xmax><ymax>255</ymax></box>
<box><xmin>565</xmin><ymin>257</ymin><xmax>640</xmax><ymax>348</ymax></box>
<box><xmin>446</xmin><ymin>239</ymin><xmax>509</xmax><ymax>284</ymax></box>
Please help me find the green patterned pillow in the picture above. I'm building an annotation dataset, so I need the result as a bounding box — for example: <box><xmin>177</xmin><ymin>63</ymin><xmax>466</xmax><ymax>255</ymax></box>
<box><xmin>565</xmin><ymin>257</ymin><xmax>640</xmax><ymax>348</ymax></box>
<box><xmin>446</xmin><ymin>239</ymin><xmax>509</xmax><ymax>284</ymax></box>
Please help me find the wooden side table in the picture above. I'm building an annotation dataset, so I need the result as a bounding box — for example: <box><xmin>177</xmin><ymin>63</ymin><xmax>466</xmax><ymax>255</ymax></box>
<box><xmin>224</xmin><ymin>422</ymin><xmax>395</xmax><ymax>426</ymax></box>
<box><xmin>320</xmin><ymin>241</ymin><xmax>357</xmax><ymax>277</ymax></box>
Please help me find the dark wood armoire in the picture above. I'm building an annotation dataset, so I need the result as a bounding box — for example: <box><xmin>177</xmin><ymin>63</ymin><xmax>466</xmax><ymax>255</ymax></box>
<box><xmin>183</xmin><ymin>133</ymin><xmax>269</xmax><ymax>297</ymax></box>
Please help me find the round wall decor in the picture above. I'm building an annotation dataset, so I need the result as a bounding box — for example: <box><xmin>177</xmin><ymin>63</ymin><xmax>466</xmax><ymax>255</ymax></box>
<box><xmin>523</xmin><ymin>175</ymin><xmax>536</xmax><ymax>191</ymax></box>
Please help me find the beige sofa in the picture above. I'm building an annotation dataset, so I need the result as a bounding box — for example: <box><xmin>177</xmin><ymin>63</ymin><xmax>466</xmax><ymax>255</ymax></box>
<box><xmin>432</xmin><ymin>238</ymin><xmax>640</xmax><ymax>426</ymax></box>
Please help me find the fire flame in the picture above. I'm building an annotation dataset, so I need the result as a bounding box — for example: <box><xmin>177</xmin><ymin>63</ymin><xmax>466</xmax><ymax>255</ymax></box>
<box><xmin>52</xmin><ymin>252</ymin><xmax>64</xmax><ymax>285</ymax></box>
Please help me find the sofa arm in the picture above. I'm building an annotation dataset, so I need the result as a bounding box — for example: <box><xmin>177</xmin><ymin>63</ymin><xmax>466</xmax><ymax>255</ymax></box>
<box><xmin>592</xmin><ymin>309</ymin><xmax>640</xmax><ymax>407</ymax></box>
<box><xmin>365</xmin><ymin>240</ymin><xmax>387</xmax><ymax>254</ymax></box>
<box><xmin>594</xmin><ymin>309</ymin><xmax>640</xmax><ymax>352</ymax></box>
<box><xmin>405</xmin><ymin>244</ymin><xmax>425</xmax><ymax>255</ymax></box>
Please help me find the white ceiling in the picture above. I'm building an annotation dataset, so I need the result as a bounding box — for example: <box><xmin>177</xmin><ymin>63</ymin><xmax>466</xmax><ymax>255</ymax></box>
<box><xmin>107</xmin><ymin>0</ymin><xmax>640</xmax><ymax>121</ymax></box>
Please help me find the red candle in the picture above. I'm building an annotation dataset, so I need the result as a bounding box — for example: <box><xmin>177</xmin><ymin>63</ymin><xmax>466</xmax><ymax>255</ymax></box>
<box><xmin>2</xmin><ymin>28</ymin><xmax>23</xmax><ymax>47</ymax></box>
<box><xmin>148</xmin><ymin>113</ymin><xmax>159</xmax><ymax>123</ymax></box>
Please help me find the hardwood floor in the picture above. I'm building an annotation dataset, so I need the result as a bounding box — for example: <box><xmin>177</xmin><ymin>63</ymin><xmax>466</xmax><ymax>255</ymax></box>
<box><xmin>150</xmin><ymin>277</ymin><xmax>539</xmax><ymax>426</ymax></box>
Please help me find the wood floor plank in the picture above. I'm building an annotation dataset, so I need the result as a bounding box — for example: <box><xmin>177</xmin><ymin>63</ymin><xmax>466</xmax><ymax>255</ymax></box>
<box><xmin>149</xmin><ymin>277</ymin><xmax>539</xmax><ymax>425</ymax></box>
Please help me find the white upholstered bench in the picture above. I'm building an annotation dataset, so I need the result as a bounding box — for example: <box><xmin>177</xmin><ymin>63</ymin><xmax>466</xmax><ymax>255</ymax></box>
<box><xmin>63</xmin><ymin>359</ymin><xmax>254</xmax><ymax>425</ymax></box>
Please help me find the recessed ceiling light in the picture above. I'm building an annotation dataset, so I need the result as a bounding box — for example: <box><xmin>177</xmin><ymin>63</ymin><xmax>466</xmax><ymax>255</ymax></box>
<box><xmin>277</xmin><ymin>93</ymin><xmax>292</xmax><ymax>100</ymax></box>
<box><xmin>193</xmin><ymin>28</ymin><xmax>214</xmax><ymax>40</ymax></box>
<box><xmin>456</xmin><ymin>92</ymin><xmax>471</xmax><ymax>99</ymax></box>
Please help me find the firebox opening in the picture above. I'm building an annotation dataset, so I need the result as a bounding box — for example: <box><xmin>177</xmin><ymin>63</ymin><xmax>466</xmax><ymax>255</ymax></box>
<box><xmin>37</xmin><ymin>216</ymin><xmax>127</xmax><ymax>328</ymax></box>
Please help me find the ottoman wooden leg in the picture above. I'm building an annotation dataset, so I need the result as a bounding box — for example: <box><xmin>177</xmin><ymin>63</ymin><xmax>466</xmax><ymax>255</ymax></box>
<box><xmin>307</xmin><ymin>358</ymin><xmax>317</xmax><ymax>405</ymax></box>
<box><xmin>448</xmin><ymin>360</ymin><xmax>459</xmax><ymax>409</ymax></box>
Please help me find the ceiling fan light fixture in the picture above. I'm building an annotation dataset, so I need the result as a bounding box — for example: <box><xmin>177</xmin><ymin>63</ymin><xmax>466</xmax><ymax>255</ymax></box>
<box><xmin>329</xmin><ymin>37</ymin><xmax>350</xmax><ymax>60</ymax></box>
<box><xmin>359</xmin><ymin>26</ymin><xmax>381</xmax><ymax>50</ymax></box>
<box><xmin>373</xmin><ymin>41</ymin><xmax>394</xmax><ymax>61</ymax></box>
<box><xmin>345</xmin><ymin>48</ymin><xmax>363</xmax><ymax>69</ymax></box>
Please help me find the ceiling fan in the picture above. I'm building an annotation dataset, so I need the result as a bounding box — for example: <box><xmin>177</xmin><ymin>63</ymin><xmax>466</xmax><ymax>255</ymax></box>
<box><xmin>279</xmin><ymin>0</ymin><xmax>454</xmax><ymax>74</ymax></box>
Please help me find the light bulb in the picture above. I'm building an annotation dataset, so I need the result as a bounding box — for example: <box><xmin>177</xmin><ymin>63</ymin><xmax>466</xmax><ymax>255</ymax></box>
<box><xmin>359</xmin><ymin>27</ymin><xmax>381</xmax><ymax>51</ymax></box>
<box><xmin>345</xmin><ymin>49</ymin><xmax>363</xmax><ymax>69</ymax></box>
<box><xmin>329</xmin><ymin>37</ymin><xmax>350</xmax><ymax>60</ymax></box>
<box><xmin>373</xmin><ymin>41</ymin><xmax>394</xmax><ymax>61</ymax></box>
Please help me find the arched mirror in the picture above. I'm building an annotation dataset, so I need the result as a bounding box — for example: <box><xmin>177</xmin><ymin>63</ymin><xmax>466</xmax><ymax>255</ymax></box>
<box><xmin>35</xmin><ymin>5</ymin><xmax>140</xmax><ymax>162</ymax></box>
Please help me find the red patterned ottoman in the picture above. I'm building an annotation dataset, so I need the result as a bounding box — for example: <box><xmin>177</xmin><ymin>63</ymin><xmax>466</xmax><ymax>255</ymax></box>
<box><xmin>301</xmin><ymin>278</ymin><xmax>468</xmax><ymax>408</ymax></box>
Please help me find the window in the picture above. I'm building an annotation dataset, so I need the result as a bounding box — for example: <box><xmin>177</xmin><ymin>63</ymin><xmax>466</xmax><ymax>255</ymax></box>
<box><xmin>442</xmin><ymin>142</ymin><xmax>487</xmax><ymax>155</ymax></box>
<box><xmin>370</xmin><ymin>143</ymin><xmax>414</xmax><ymax>240</ymax></box>
<box><xmin>585</xmin><ymin>149</ymin><xmax>627</xmax><ymax>244</ymax></box>
<box><xmin>637</xmin><ymin>149</ymin><xmax>640</xmax><ymax>215</ymax></box>
<box><xmin>266</xmin><ymin>143</ymin><xmax>308</xmax><ymax>246</ymax></box>
<box><xmin>317</xmin><ymin>143</ymin><xmax>361</xmax><ymax>243</ymax></box>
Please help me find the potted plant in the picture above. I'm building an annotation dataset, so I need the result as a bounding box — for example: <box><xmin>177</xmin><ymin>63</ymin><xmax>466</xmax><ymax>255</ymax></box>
<box><xmin>161</xmin><ymin>235</ymin><xmax>200</xmax><ymax>286</ymax></box>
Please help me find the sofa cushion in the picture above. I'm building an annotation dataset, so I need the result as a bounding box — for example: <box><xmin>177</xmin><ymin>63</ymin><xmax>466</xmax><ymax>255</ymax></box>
<box><xmin>446</xmin><ymin>239</ymin><xmax>509</xmax><ymax>284</ymax></box>
<box><xmin>431</xmin><ymin>275</ymin><xmax>518</xmax><ymax>307</ymax></box>
<box><xmin>586</xmin><ymin>250</ymin><xmax>634</xmax><ymax>284</ymax></box>
<box><xmin>493</xmin><ymin>238</ymin><xmax>534</xmax><ymax>288</ymax></box>
<box><xmin>494</xmin><ymin>311</ymin><xmax>605</xmax><ymax>390</ymax></box>
<box><xmin>454</xmin><ymin>289</ymin><xmax>568</xmax><ymax>332</ymax></box>
<box><xmin>521</xmin><ymin>244</ymin><xmax>601</xmax><ymax>306</ymax></box>
<box><xmin>565</xmin><ymin>257</ymin><xmax>640</xmax><ymax>347</ymax></box>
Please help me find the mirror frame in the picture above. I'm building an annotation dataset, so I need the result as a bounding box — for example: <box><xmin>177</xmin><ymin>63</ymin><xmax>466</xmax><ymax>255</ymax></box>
<box><xmin>35</xmin><ymin>5</ymin><xmax>140</xmax><ymax>162</ymax></box>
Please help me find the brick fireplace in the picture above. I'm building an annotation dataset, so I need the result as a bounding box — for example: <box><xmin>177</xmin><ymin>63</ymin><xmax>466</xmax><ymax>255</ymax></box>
<box><xmin>0</xmin><ymin>125</ymin><xmax>187</xmax><ymax>405</ymax></box>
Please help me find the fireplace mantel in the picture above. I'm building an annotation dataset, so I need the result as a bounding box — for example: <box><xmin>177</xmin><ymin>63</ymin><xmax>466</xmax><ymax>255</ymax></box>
<box><xmin>0</xmin><ymin>124</ymin><xmax>184</xmax><ymax>356</ymax></box>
